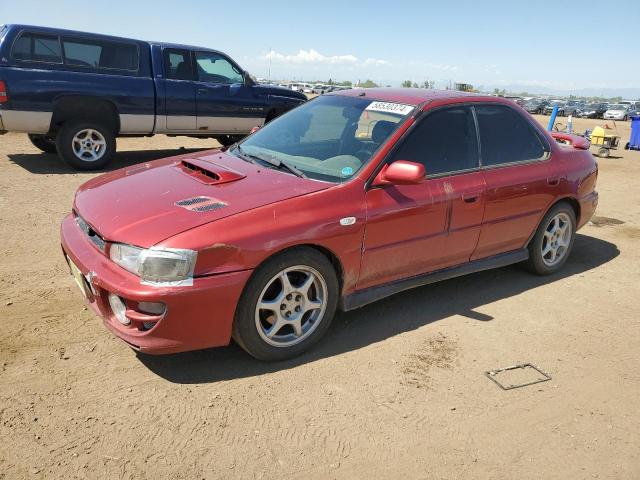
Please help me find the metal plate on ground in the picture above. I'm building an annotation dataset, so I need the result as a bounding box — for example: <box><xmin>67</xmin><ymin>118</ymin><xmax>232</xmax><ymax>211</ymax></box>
<box><xmin>485</xmin><ymin>363</ymin><xmax>551</xmax><ymax>390</ymax></box>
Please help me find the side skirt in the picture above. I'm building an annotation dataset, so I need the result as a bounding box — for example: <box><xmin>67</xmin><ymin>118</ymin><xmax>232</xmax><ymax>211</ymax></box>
<box><xmin>340</xmin><ymin>249</ymin><xmax>529</xmax><ymax>311</ymax></box>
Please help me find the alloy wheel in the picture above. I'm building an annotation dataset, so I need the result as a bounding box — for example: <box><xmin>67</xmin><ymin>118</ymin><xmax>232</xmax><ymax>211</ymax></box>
<box><xmin>541</xmin><ymin>212</ymin><xmax>572</xmax><ymax>267</ymax></box>
<box><xmin>72</xmin><ymin>129</ymin><xmax>107</xmax><ymax>162</ymax></box>
<box><xmin>255</xmin><ymin>265</ymin><xmax>328</xmax><ymax>347</ymax></box>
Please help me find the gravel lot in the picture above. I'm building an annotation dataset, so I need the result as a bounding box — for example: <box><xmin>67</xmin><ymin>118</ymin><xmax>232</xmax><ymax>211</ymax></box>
<box><xmin>1</xmin><ymin>115</ymin><xmax>639</xmax><ymax>479</ymax></box>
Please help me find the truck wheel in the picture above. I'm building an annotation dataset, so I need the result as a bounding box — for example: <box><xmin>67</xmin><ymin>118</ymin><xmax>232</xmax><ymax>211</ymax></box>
<box><xmin>28</xmin><ymin>134</ymin><xmax>58</xmax><ymax>154</ymax></box>
<box><xmin>232</xmin><ymin>247</ymin><xmax>339</xmax><ymax>361</ymax></box>
<box><xmin>56</xmin><ymin>120</ymin><xmax>115</xmax><ymax>170</ymax></box>
<box><xmin>526</xmin><ymin>202</ymin><xmax>576</xmax><ymax>276</ymax></box>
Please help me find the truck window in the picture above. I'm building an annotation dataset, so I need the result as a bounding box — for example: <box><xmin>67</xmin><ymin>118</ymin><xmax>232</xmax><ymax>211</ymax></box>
<box><xmin>163</xmin><ymin>49</ymin><xmax>193</xmax><ymax>80</ymax></box>
<box><xmin>62</xmin><ymin>37</ymin><xmax>138</xmax><ymax>71</ymax></box>
<box><xmin>12</xmin><ymin>31</ymin><xmax>62</xmax><ymax>63</ymax></box>
<box><xmin>195</xmin><ymin>52</ymin><xmax>244</xmax><ymax>84</ymax></box>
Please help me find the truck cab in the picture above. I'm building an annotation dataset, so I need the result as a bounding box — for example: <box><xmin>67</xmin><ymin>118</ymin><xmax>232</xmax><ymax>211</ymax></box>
<box><xmin>0</xmin><ymin>24</ymin><xmax>306</xmax><ymax>169</ymax></box>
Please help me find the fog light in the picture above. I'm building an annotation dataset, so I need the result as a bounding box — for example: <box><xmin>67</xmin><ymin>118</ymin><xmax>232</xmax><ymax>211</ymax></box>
<box><xmin>138</xmin><ymin>301</ymin><xmax>166</xmax><ymax>315</ymax></box>
<box><xmin>108</xmin><ymin>293</ymin><xmax>129</xmax><ymax>325</ymax></box>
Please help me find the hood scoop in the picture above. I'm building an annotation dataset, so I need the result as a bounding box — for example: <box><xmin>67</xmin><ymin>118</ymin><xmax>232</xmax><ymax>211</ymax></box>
<box><xmin>175</xmin><ymin>196</ymin><xmax>228</xmax><ymax>212</ymax></box>
<box><xmin>178</xmin><ymin>158</ymin><xmax>246</xmax><ymax>185</ymax></box>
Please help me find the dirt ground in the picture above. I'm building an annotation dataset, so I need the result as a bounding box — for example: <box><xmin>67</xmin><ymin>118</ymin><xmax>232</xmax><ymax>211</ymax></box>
<box><xmin>0</xmin><ymin>115</ymin><xmax>639</xmax><ymax>479</ymax></box>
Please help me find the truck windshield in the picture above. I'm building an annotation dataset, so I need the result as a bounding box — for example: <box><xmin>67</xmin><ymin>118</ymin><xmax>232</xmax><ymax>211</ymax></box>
<box><xmin>233</xmin><ymin>95</ymin><xmax>413</xmax><ymax>182</ymax></box>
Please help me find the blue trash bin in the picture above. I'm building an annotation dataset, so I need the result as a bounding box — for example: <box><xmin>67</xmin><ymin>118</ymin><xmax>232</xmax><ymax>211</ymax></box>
<box><xmin>629</xmin><ymin>116</ymin><xmax>640</xmax><ymax>150</ymax></box>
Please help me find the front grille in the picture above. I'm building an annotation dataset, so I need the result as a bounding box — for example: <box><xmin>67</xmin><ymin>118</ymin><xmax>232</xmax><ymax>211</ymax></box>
<box><xmin>75</xmin><ymin>214</ymin><xmax>106</xmax><ymax>252</ymax></box>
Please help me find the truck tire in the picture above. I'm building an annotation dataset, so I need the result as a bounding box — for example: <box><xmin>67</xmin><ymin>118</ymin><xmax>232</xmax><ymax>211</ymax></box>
<box><xmin>28</xmin><ymin>134</ymin><xmax>58</xmax><ymax>154</ymax></box>
<box><xmin>56</xmin><ymin>120</ymin><xmax>116</xmax><ymax>170</ymax></box>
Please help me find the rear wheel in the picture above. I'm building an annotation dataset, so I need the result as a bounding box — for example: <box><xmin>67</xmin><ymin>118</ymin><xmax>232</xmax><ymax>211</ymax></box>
<box><xmin>598</xmin><ymin>147</ymin><xmax>610</xmax><ymax>158</ymax></box>
<box><xmin>232</xmin><ymin>248</ymin><xmax>338</xmax><ymax>361</ymax></box>
<box><xmin>28</xmin><ymin>134</ymin><xmax>57</xmax><ymax>153</ymax></box>
<box><xmin>526</xmin><ymin>202</ymin><xmax>576</xmax><ymax>275</ymax></box>
<box><xmin>55</xmin><ymin>120</ymin><xmax>115</xmax><ymax>170</ymax></box>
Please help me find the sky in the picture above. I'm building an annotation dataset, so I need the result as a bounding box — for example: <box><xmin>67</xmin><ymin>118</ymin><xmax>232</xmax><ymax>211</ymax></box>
<box><xmin>3</xmin><ymin>0</ymin><xmax>639</xmax><ymax>94</ymax></box>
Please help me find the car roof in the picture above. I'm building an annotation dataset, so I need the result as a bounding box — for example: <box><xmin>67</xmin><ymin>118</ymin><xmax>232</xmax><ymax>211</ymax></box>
<box><xmin>329</xmin><ymin>87</ymin><xmax>494</xmax><ymax>106</ymax></box>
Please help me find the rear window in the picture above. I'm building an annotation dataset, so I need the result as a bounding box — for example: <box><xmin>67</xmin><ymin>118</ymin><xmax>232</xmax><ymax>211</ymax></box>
<box><xmin>62</xmin><ymin>37</ymin><xmax>138</xmax><ymax>71</ymax></box>
<box><xmin>12</xmin><ymin>31</ymin><xmax>62</xmax><ymax>63</ymax></box>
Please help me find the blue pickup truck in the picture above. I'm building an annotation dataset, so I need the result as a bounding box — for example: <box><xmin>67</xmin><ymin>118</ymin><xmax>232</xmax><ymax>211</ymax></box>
<box><xmin>0</xmin><ymin>24</ymin><xmax>306</xmax><ymax>169</ymax></box>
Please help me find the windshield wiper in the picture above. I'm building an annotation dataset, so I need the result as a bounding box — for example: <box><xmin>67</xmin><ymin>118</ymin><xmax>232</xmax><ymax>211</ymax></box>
<box><xmin>233</xmin><ymin>145</ymin><xmax>259</xmax><ymax>164</ymax></box>
<box><xmin>233</xmin><ymin>146</ymin><xmax>306</xmax><ymax>178</ymax></box>
<box><xmin>271</xmin><ymin>159</ymin><xmax>307</xmax><ymax>178</ymax></box>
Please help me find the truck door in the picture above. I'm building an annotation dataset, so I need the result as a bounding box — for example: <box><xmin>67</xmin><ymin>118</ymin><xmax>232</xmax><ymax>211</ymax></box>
<box><xmin>193</xmin><ymin>51</ymin><xmax>267</xmax><ymax>134</ymax></box>
<box><xmin>161</xmin><ymin>48</ymin><xmax>197</xmax><ymax>130</ymax></box>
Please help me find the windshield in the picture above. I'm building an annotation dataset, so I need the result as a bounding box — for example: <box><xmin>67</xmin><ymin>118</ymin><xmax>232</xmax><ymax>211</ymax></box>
<box><xmin>608</xmin><ymin>104</ymin><xmax>626</xmax><ymax>111</ymax></box>
<box><xmin>234</xmin><ymin>95</ymin><xmax>413</xmax><ymax>182</ymax></box>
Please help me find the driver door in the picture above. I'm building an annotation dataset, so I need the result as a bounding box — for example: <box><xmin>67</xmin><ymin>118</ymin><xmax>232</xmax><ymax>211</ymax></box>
<box><xmin>194</xmin><ymin>51</ymin><xmax>268</xmax><ymax>133</ymax></box>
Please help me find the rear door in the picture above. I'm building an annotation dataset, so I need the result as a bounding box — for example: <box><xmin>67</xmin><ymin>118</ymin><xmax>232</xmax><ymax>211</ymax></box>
<box><xmin>193</xmin><ymin>51</ymin><xmax>267</xmax><ymax>133</ymax></box>
<box><xmin>161</xmin><ymin>48</ymin><xmax>196</xmax><ymax>130</ymax></box>
<box><xmin>472</xmin><ymin>104</ymin><xmax>553</xmax><ymax>260</ymax></box>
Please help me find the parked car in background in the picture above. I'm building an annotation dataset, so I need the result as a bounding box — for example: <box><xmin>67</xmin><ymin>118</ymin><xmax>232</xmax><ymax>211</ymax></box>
<box><xmin>0</xmin><ymin>24</ymin><xmax>306</xmax><ymax>169</ymax></box>
<box><xmin>577</xmin><ymin>103</ymin><xmax>608</xmax><ymax>119</ymax></box>
<box><xmin>524</xmin><ymin>99</ymin><xmax>549</xmax><ymax>114</ymax></box>
<box><xmin>544</xmin><ymin>100</ymin><xmax>566</xmax><ymax>115</ymax></box>
<box><xmin>61</xmin><ymin>88</ymin><xmax>598</xmax><ymax>360</ymax></box>
<box><xmin>604</xmin><ymin>104</ymin><xmax>633</xmax><ymax>121</ymax></box>
<box><xmin>312</xmin><ymin>84</ymin><xmax>330</xmax><ymax>94</ymax></box>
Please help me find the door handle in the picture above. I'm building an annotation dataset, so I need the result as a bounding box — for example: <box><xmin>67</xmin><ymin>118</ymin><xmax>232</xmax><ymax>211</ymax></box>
<box><xmin>462</xmin><ymin>192</ymin><xmax>481</xmax><ymax>203</ymax></box>
<box><xmin>197</xmin><ymin>88</ymin><xmax>208</xmax><ymax>94</ymax></box>
<box><xmin>547</xmin><ymin>176</ymin><xmax>560</xmax><ymax>186</ymax></box>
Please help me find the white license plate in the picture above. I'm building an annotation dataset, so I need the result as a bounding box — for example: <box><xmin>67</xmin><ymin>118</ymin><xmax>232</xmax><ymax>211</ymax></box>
<box><xmin>67</xmin><ymin>256</ymin><xmax>88</xmax><ymax>299</ymax></box>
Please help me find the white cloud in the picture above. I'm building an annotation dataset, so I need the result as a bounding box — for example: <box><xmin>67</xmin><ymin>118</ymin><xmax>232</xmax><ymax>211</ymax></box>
<box><xmin>407</xmin><ymin>60</ymin><xmax>458</xmax><ymax>71</ymax></box>
<box><xmin>263</xmin><ymin>49</ymin><xmax>389</xmax><ymax>67</ymax></box>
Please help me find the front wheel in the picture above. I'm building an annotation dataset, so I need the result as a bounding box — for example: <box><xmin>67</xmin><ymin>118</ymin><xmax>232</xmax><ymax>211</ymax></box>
<box><xmin>526</xmin><ymin>202</ymin><xmax>576</xmax><ymax>275</ymax></box>
<box><xmin>56</xmin><ymin>120</ymin><xmax>116</xmax><ymax>170</ymax></box>
<box><xmin>28</xmin><ymin>134</ymin><xmax>58</xmax><ymax>153</ymax></box>
<box><xmin>232</xmin><ymin>248</ymin><xmax>338</xmax><ymax>361</ymax></box>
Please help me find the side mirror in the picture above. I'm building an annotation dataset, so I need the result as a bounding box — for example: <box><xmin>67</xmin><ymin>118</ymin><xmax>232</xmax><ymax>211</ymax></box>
<box><xmin>372</xmin><ymin>160</ymin><xmax>425</xmax><ymax>186</ymax></box>
<box><xmin>244</xmin><ymin>73</ymin><xmax>255</xmax><ymax>87</ymax></box>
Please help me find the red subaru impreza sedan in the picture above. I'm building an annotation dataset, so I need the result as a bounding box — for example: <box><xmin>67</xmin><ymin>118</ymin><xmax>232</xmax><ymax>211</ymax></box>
<box><xmin>61</xmin><ymin>89</ymin><xmax>598</xmax><ymax>361</ymax></box>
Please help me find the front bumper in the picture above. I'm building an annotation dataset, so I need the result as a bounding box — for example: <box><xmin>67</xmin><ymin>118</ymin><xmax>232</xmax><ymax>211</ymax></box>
<box><xmin>60</xmin><ymin>214</ymin><xmax>253</xmax><ymax>354</ymax></box>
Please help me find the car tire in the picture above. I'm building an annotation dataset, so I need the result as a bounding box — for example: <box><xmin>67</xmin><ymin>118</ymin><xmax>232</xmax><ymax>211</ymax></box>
<box><xmin>232</xmin><ymin>247</ymin><xmax>339</xmax><ymax>361</ymax></box>
<box><xmin>526</xmin><ymin>202</ymin><xmax>576</xmax><ymax>276</ymax></box>
<box><xmin>623</xmin><ymin>115</ymin><xmax>628</xmax><ymax>121</ymax></box>
<box><xmin>28</xmin><ymin>134</ymin><xmax>58</xmax><ymax>154</ymax></box>
<box><xmin>56</xmin><ymin>120</ymin><xmax>115</xmax><ymax>170</ymax></box>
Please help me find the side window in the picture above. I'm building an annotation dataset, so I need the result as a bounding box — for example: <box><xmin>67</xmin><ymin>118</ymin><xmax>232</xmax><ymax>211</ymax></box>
<box><xmin>62</xmin><ymin>37</ymin><xmax>138</xmax><ymax>71</ymax></box>
<box><xmin>163</xmin><ymin>49</ymin><xmax>193</xmax><ymax>80</ymax></box>
<box><xmin>12</xmin><ymin>32</ymin><xmax>62</xmax><ymax>63</ymax></box>
<box><xmin>194</xmin><ymin>52</ymin><xmax>244</xmax><ymax>84</ymax></box>
<box><xmin>475</xmin><ymin>105</ymin><xmax>546</xmax><ymax>166</ymax></box>
<box><xmin>390</xmin><ymin>106</ymin><xmax>479</xmax><ymax>175</ymax></box>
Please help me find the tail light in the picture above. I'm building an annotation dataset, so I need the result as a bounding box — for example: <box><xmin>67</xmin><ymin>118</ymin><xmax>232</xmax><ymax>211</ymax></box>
<box><xmin>0</xmin><ymin>80</ymin><xmax>7</xmax><ymax>103</ymax></box>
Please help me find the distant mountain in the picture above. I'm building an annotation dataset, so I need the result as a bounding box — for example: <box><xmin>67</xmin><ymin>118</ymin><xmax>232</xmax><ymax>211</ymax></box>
<box><xmin>478</xmin><ymin>84</ymin><xmax>640</xmax><ymax>100</ymax></box>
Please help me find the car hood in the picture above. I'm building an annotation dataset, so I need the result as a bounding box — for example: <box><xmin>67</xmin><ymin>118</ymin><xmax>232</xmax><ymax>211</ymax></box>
<box><xmin>74</xmin><ymin>150</ymin><xmax>332</xmax><ymax>247</ymax></box>
<box><xmin>255</xmin><ymin>84</ymin><xmax>307</xmax><ymax>101</ymax></box>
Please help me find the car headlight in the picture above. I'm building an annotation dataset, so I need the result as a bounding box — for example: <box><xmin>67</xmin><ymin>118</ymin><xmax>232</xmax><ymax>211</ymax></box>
<box><xmin>109</xmin><ymin>243</ymin><xmax>197</xmax><ymax>285</ymax></box>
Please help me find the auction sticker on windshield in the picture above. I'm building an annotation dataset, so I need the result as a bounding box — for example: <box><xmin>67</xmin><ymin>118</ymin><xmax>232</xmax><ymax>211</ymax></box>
<box><xmin>365</xmin><ymin>101</ymin><xmax>414</xmax><ymax>116</ymax></box>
